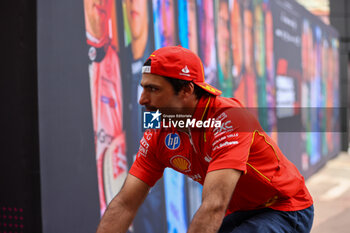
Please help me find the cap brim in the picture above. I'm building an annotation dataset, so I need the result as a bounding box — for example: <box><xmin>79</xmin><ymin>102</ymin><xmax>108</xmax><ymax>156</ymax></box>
<box><xmin>195</xmin><ymin>82</ymin><xmax>222</xmax><ymax>96</ymax></box>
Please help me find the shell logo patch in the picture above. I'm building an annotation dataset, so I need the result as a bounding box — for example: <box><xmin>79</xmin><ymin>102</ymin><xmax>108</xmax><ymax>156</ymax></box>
<box><xmin>170</xmin><ymin>155</ymin><xmax>191</xmax><ymax>172</ymax></box>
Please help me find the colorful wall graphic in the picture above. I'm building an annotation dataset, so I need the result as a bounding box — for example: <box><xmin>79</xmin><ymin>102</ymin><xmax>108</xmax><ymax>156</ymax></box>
<box><xmin>81</xmin><ymin>0</ymin><xmax>341</xmax><ymax>231</ymax></box>
<box><xmin>83</xmin><ymin>0</ymin><xmax>127</xmax><ymax>215</ymax></box>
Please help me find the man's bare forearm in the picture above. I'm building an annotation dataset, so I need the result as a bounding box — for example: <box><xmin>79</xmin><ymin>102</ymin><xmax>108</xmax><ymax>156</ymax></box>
<box><xmin>96</xmin><ymin>174</ymin><xmax>150</xmax><ymax>233</ymax></box>
<box><xmin>188</xmin><ymin>169</ymin><xmax>241</xmax><ymax>233</ymax></box>
<box><xmin>187</xmin><ymin>202</ymin><xmax>226</xmax><ymax>233</ymax></box>
<box><xmin>96</xmin><ymin>195</ymin><xmax>136</xmax><ymax>233</ymax></box>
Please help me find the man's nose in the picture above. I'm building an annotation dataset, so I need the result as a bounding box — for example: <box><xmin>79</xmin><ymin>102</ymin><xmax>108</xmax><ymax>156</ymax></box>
<box><xmin>139</xmin><ymin>90</ymin><xmax>149</xmax><ymax>105</ymax></box>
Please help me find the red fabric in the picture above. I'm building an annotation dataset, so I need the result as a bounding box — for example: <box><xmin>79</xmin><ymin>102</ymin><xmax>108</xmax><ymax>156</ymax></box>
<box><xmin>142</xmin><ymin>46</ymin><xmax>222</xmax><ymax>95</ymax></box>
<box><xmin>129</xmin><ymin>96</ymin><xmax>313</xmax><ymax>214</ymax></box>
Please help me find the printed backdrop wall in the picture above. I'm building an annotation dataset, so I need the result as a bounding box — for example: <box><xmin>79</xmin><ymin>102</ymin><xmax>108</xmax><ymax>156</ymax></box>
<box><xmin>38</xmin><ymin>0</ymin><xmax>341</xmax><ymax>232</ymax></box>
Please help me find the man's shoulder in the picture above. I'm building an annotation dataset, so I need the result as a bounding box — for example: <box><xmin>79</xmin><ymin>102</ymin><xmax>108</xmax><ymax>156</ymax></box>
<box><xmin>213</xmin><ymin>96</ymin><xmax>244</xmax><ymax>107</ymax></box>
<box><xmin>209</xmin><ymin>96</ymin><xmax>246</xmax><ymax>119</ymax></box>
<box><xmin>208</xmin><ymin>96</ymin><xmax>261</xmax><ymax>133</ymax></box>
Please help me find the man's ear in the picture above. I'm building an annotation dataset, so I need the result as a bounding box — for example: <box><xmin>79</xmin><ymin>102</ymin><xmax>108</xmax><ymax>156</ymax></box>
<box><xmin>181</xmin><ymin>82</ymin><xmax>195</xmax><ymax>97</ymax></box>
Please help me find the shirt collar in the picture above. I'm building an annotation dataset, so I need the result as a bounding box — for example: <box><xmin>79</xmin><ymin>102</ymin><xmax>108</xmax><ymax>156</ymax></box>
<box><xmin>192</xmin><ymin>95</ymin><xmax>213</xmax><ymax>122</ymax></box>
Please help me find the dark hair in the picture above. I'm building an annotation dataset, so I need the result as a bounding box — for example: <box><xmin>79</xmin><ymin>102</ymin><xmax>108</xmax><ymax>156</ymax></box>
<box><xmin>163</xmin><ymin>76</ymin><xmax>212</xmax><ymax>99</ymax></box>
<box><xmin>143</xmin><ymin>58</ymin><xmax>151</xmax><ymax>66</ymax></box>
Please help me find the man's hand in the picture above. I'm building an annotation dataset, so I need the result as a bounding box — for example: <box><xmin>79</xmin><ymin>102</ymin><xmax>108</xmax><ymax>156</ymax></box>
<box><xmin>96</xmin><ymin>174</ymin><xmax>150</xmax><ymax>233</ymax></box>
<box><xmin>187</xmin><ymin>169</ymin><xmax>241</xmax><ymax>233</ymax></box>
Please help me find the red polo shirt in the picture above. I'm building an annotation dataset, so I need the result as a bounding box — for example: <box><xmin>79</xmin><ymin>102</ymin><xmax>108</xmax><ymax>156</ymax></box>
<box><xmin>130</xmin><ymin>96</ymin><xmax>313</xmax><ymax>214</ymax></box>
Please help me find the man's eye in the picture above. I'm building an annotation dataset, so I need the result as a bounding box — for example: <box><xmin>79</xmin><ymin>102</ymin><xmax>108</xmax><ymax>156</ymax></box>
<box><xmin>146</xmin><ymin>87</ymin><xmax>158</xmax><ymax>92</ymax></box>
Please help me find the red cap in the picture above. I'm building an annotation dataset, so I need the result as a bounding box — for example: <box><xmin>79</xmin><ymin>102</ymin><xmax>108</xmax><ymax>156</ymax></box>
<box><xmin>142</xmin><ymin>46</ymin><xmax>222</xmax><ymax>96</ymax></box>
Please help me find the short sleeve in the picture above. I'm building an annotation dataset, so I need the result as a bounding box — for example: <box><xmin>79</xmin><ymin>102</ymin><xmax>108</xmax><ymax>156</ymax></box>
<box><xmin>129</xmin><ymin>130</ymin><xmax>165</xmax><ymax>187</ymax></box>
<box><xmin>207</xmin><ymin>108</ymin><xmax>259</xmax><ymax>173</ymax></box>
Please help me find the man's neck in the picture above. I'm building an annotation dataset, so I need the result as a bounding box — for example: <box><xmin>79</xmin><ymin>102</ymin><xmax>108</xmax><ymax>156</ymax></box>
<box><xmin>174</xmin><ymin>97</ymin><xmax>200</xmax><ymax>132</ymax></box>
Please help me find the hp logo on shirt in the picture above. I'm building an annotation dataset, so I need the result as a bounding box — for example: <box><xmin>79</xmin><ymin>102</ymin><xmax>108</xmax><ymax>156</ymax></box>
<box><xmin>143</xmin><ymin>110</ymin><xmax>161</xmax><ymax>129</ymax></box>
<box><xmin>165</xmin><ymin>133</ymin><xmax>181</xmax><ymax>150</ymax></box>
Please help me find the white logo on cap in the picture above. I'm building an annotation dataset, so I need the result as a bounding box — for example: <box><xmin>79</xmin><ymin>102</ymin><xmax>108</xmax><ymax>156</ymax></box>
<box><xmin>142</xmin><ymin>66</ymin><xmax>151</xmax><ymax>73</ymax></box>
<box><xmin>180</xmin><ymin>65</ymin><xmax>191</xmax><ymax>77</ymax></box>
<box><xmin>181</xmin><ymin>66</ymin><xmax>190</xmax><ymax>73</ymax></box>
